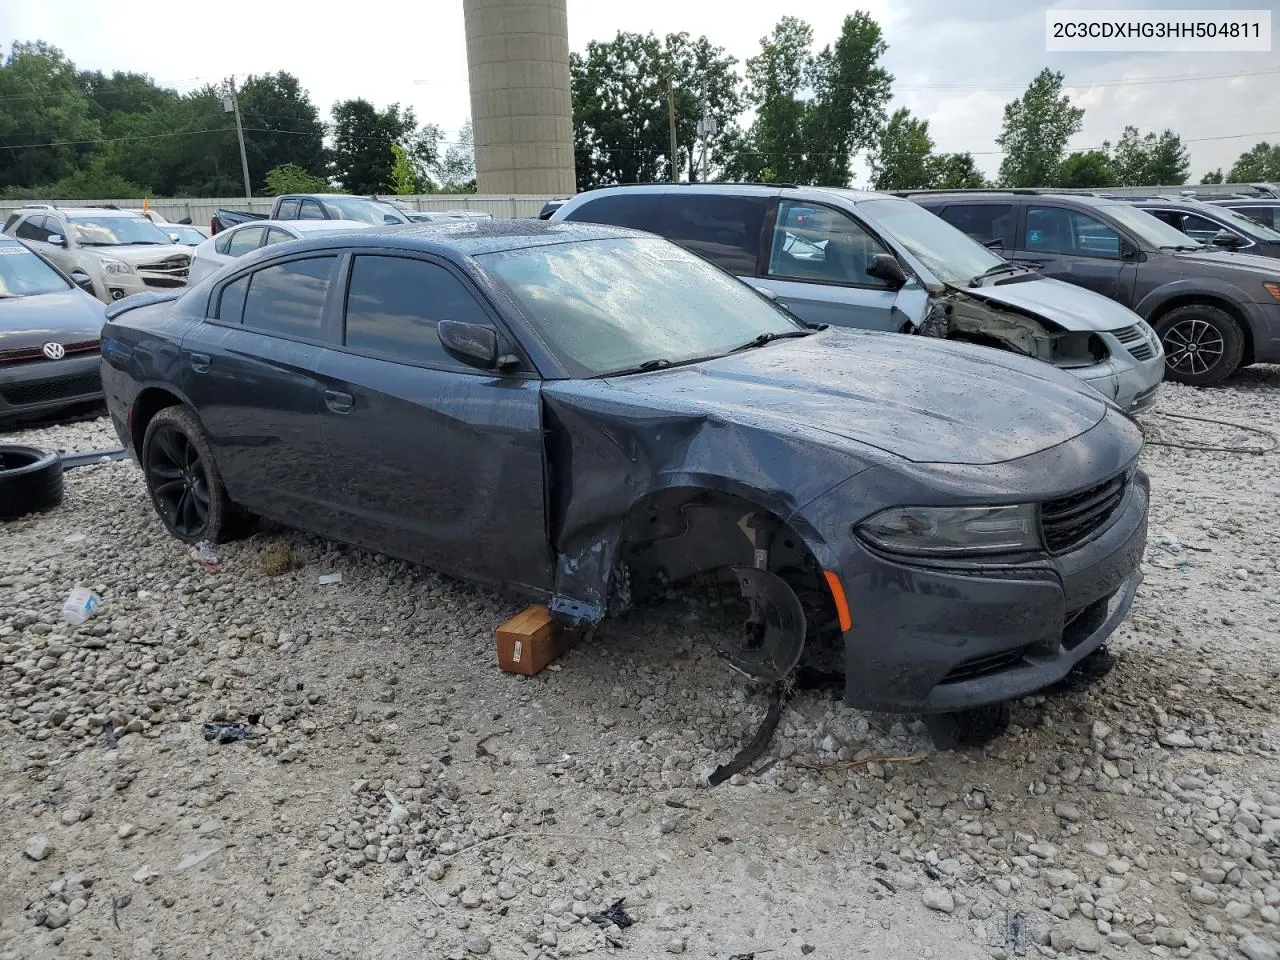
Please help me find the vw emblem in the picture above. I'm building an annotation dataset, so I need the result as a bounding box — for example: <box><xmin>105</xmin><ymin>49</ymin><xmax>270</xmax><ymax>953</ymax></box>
<box><xmin>42</xmin><ymin>342</ymin><xmax>66</xmax><ymax>360</ymax></box>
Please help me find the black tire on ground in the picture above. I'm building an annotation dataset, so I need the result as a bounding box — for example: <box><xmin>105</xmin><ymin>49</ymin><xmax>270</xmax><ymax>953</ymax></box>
<box><xmin>1153</xmin><ymin>304</ymin><xmax>1245</xmax><ymax>387</ymax></box>
<box><xmin>923</xmin><ymin>702</ymin><xmax>1012</xmax><ymax>750</ymax></box>
<box><xmin>0</xmin><ymin>445</ymin><xmax>65</xmax><ymax>520</ymax></box>
<box><xmin>141</xmin><ymin>405</ymin><xmax>250</xmax><ymax>544</ymax></box>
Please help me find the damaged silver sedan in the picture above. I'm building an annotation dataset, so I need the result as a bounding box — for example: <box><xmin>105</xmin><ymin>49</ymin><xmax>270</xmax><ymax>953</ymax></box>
<box><xmin>99</xmin><ymin>220</ymin><xmax>1148</xmax><ymax>735</ymax></box>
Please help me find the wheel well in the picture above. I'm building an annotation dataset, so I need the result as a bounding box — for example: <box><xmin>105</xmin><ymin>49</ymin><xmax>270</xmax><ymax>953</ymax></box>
<box><xmin>129</xmin><ymin>388</ymin><xmax>183</xmax><ymax>453</ymax></box>
<box><xmin>1149</xmin><ymin>295</ymin><xmax>1255</xmax><ymax>366</ymax></box>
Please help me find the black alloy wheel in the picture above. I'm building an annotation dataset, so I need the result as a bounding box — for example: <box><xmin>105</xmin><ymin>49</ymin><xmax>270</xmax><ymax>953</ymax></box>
<box><xmin>145</xmin><ymin>422</ymin><xmax>210</xmax><ymax>538</ymax></box>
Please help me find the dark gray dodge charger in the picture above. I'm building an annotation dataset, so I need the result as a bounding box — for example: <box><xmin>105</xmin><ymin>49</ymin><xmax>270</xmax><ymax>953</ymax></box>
<box><xmin>100</xmin><ymin>220</ymin><xmax>1148</xmax><ymax>718</ymax></box>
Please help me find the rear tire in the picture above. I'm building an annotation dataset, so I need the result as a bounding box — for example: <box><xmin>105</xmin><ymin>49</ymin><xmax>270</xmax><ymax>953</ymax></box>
<box><xmin>1153</xmin><ymin>304</ymin><xmax>1244</xmax><ymax>386</ymax></box>
<box><xmin>0</xmin><ymin>446</ymin><xmax>64</xmax><ymax>520</ymax></box>
<box><xmin>141</xmin><ymin>405</ymin><xmax>250</xmax><ymax>544</ymax></box>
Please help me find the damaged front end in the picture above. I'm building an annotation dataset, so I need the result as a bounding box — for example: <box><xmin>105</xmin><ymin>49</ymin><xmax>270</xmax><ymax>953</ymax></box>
<box><xmin>926</xmin><ymin>287</ymin><xmax>1109</xmax><ymax>369</ymax></box>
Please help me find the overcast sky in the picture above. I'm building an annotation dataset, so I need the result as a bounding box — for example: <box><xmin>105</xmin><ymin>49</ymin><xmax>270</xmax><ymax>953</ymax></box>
<box><xmin>7</xmin><ymin>0</ymin><xmax>1278</xmax><ymax>185</ymax></box>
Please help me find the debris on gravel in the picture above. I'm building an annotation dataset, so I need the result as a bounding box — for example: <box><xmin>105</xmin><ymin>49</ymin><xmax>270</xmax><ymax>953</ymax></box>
<box><xmin>2</xmin><ymin>374</ymin><xmax>1279</xmax><ymax>959</ymax></box>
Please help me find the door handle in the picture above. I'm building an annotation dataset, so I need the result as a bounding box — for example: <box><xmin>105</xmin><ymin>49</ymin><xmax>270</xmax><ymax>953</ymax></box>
<box><xmin>188</xmin><ymin>352</ymin><xmax>211</xmax><ymax>373</ymax></box>
<box><xmin>324</xmin><ymin>389</ymin><xmax>354</xmax><ymax>414</ymax></box>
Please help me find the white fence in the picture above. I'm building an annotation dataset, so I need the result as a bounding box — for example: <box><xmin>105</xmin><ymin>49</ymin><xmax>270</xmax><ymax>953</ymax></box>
<box><xmin>0</xmin><ymin>194</ymin><xmax>558</xmax><ymax>226</ymax></box>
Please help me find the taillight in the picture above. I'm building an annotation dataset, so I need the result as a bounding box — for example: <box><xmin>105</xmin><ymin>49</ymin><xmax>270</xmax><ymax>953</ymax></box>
<box><xmin>209</xmin><ymin>217</ymin><xmax>218</xmax><ymax>235</ymax></box>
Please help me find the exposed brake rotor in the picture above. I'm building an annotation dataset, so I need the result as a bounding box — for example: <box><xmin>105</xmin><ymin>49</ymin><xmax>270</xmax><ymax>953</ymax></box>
<box><xmin>722</xmin><ymin>566</ymin><xmax>806</xmax><ymax>682</ymax></box>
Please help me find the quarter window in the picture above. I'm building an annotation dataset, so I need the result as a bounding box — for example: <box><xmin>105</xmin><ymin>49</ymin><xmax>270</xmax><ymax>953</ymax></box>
<box><xmin>937</xmin><ymin>204</ymin><xmax>1015</xmax><ymax>248</ymax></box>
<box><xmin>298</xmin><ymin>200</ymin><xmax>326</xmax><ymax>220</ymax></box>
<box><xmin>652</xmin><ymin>195</ymin><xmax>770</xmax><ymax>275</ymax></box>
<box><xmin>240</xmin><ymin>256</ymin><xmax>336</xmax><ymax>340</ymax></box>
<box><xmin>15</xmin><ymin>216</ymin><xmax>50</xmax><ymax>243</ymax></box>
<box><xmin>564</xmin><ymin>194</ymin><xmax>656</xmax><ymax>232</ymax></box>
<box><xmin>1024</xmin><ymin>206</ymin><xmax>1121</xmax><ymax>258</ymax></box>
<box><xmin>767</xmin><ymin>200</ymin><xmax>894</xmax><ymax>287</ymax></box>
<box><xmin>343</xmin><ymin>255</ymin><xmax>491</xmax><ymax>368</ymax></box>
<box><xmin>217</xmin><ymin>275</ymin><xmax>249</xmax><ymax>323</ymax></box>
<box><xmin>276</xmin><ymin>198</ymin><xmax>300</xmax><ymax>220</ymax></box>
<box><xmin>226</xmin><ymin>226</ymin><xmax>266</xmax><ymax>257</ymax></box>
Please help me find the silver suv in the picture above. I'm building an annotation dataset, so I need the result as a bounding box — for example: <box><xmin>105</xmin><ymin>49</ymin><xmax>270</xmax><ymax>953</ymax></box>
<box><xmin>2</xmin><ymin>206</ymin><xmax>192</xmax><ymax>303</ymax></box>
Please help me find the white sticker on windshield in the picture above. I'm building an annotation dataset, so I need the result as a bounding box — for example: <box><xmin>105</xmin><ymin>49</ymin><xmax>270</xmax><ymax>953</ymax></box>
<box><xmin>0</xmin><ymin>246</ymin><xmax>30</xmax><ymax>255</ymax></box>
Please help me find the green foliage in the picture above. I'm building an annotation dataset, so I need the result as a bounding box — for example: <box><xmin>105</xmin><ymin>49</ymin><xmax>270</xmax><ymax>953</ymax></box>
<box><xmin>264</xmin><ymin>163</ymin><xmax>330</xmax><ymax>196</ymax></box>
<box><xmin>438</xmin><ymin>120</ymin><xmax>477</xmax><ymax>193</ymax></box>
<box><xmin>996</xmin><ymin>69</ymin><xmax>1083</xmax><ymax>188</ymax></box>
<box><xmin>390</xmin><ymin>143</ymin><xmax>418</xmax><ymax>195</ymax></box>
<box><xmin>330</xmin><ymin>99</ymin><xmax>439</xmax><ymax>194</ymax></box>
<box><xmin>570</xmin><ymin>31</ymin><xmax>742</xmax><ymax>190</ymax></box>
<box><xmin>870</xmin><ymin>108</ymin><xmax>935</xmax><ymax>191</ymax></box>
<box><xmin>727</xmin><ymin>13</ymin><xmax>892</xmax><ymax>186</ymax></box>
<box><xmin>929</xmin><ymin>152</ymin><xmax>987</xmax><ymax>189</ymax></box>
<box><xmin>1200</xmin><ymin>168</ymin><xmax>1224</xmax><ymax>184</ymax></box>
<box><xmin>1108</xmin><ymin>126</ymin><xmax>1189</xmax><ymax>186</ymax></box>
<box><xmin>237</xmin><ymin>72</ymin><xmax>328</xmax><ymax>191</ymax></box>
<box><xmin>0</xmin><ymin>41</ymin><xmax>101</xmax><ymax>190</ymax></box>
<box><xmin>1227</xmin><ymin>142</ymin><xmax>1280</xmax><ymax>182</ymax></box>
<box><xmin>1057</xmin><ymin>150</ymin><xmax>1115</xmax><ymax>188</ymax></box>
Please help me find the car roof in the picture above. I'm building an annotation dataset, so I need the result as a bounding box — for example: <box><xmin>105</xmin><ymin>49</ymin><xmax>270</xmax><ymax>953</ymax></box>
<box><xmin>569</xmin><ymin>182</ymin><xmax>900</xmax><ymax>205</ymax></box>
<box><xmin>274</xmin><ymin>219</ymin><xmax>646</xmax><ymax>258</ymax></box>
<box><xmin>904</xmin><ymin>191</ymin><xmax>1117</xmax><ymax>209</ymax></box>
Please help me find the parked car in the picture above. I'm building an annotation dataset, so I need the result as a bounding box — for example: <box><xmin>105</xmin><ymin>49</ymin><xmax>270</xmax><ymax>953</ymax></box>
<box><xmin>165</xmin><ymin>224</ymin><xmax>211</xmax><ymax>247</ymax></box>
<box><xmin>537</xmin><ymin>199</ymin><xmax>568</xmax><ymax>220</ymax></box>
<box><xmin>210</xmin><ymin>195</ymin><xmax>411</xmax><ymax>235</ymax></box>
<box><xmin>1209</xmin><ymin>198</ymin><xmax>1280</xmax><ymax>231</ymax></box>
<box><xmin>1129</xmin><ymin>196</ymin><xmax>1280</xmax><ymax>258</ymax></box>
<box><xmin>187</xmin><ymin>219</ymin><xmax>370</xmax><ymax>284</ymax></box>
<box><xmin>553</xmin><ymin>184</ymin><xmax>1164</xmax><ymax>412</ymax></box>
<box><xmin>909</xmin><ymin>190</ymin><xmax>1280</xmax><ymax>386</ymax></box>
<box><xmin>100</xmin><ymin>220</ymin><xmax>1148</xmax><ymax>734</ymax></box>
<box><xmin>404</xmin><ymin>210</ymin><xmax>495</xmax><ymax>223</ymax></box>
<box><xmin>0</xmin><ymin>237</ymin><xmax>107</xmax><ymax>427</ymax></box>
<box><xmin>2</xmin><ymin>206</ymin><xmax>191</xmax><ymax>304</ymax></box>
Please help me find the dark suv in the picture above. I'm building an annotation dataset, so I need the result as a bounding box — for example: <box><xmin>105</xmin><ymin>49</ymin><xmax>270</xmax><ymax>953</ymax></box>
<box><xmin>909</xmin><ymin>190</ymin><xmax>1280</xmax><ymax>385</ymax></box>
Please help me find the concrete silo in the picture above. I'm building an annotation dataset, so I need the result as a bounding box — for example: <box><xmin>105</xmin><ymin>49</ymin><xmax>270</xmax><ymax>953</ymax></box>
<box><xmin>463</xmin><ymin>0</ymin><xmax>576</xmax><ymax>195</ymax></box>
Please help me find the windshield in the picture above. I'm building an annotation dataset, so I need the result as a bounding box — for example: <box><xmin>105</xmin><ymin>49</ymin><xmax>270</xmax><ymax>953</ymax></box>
<box><xmin>858</xmin><ymin>198</ymin><xmax>1005</xmax><ymax>285</ymax></box>
<box><xmin>0</xmin><ymin>244</ymin><xmax>70</xmax><ymax>297</ymax></box>
<box><xmin>66</xmin><ymin>215</ymin><xmax>172</xmax><ymax>246</ymax></box>
<box><xmin>479</xmin><ymin>237</ymin><xmax>805</xmax><ymax>378</ymax></box>
<box><xmin>167</xmin><ymin>225</ymin><xmax>206</xmax><ymax>245</ymax></box>
<box><xmin>1096</xmin><ymin>203</ymin><xmax>1202</xmax><ymax>249</ymax></box>
<box><xmin>320</xmin><ymin>198</ymin><xmax>408</xmax><ymax>225</ymax></box>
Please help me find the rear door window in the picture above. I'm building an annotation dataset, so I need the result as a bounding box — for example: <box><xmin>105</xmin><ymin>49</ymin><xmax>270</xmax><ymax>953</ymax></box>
<box><xmin>1174</xmin><ymin>212</ymin><xmax>1233</xmax><ymax>243</ymax></box>
<box><xmin>766</xmin><ymin>200</ymin><xmax>894</xmax><ymax>287</ymax></box>
<box><xmin>342</xmin><ymin>255</ymin><xmax>490</xmax><ymax>370</ymax></box>
<box><xmin>937</xmin><ymin>203</ymin><xmax>1015</xmax><ymax>249</ymax></box>
<box><xmin>651</xmin><ymin>194</ymin><xmax>770</xmax><ymax>275</ymax></box>
<box><xmin>1024</xmin><ymin>206</ymin><xmax>1121</xmax><ymax>258</ymax></box>
<box><xmin>240</xmin><ymin>256</ymin><xmax>337</xmax><ymax>341</ymax></box>
<box><xmin>563</xmin><ymin>194</ymin><xmax>657</xmax><ymax>232</ymax></box>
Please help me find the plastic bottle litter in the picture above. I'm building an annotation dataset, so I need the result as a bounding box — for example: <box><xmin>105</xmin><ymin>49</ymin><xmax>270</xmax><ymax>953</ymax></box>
<box><xmin>190</xmin><ymin>541</ymin><xmax>219</xmax><ymax>564</ymax></box>
<box><xmin>317</xmin><ymin>572</ymin><xmax>343</xmax><ymax>586</ymax></box>
<box><xmin>61</xmin><ymin>587</ymin><xmax>101</xmax><ymax>625</ymax></box>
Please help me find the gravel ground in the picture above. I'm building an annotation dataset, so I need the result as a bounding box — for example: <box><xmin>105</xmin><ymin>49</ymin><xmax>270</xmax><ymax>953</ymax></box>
<box><xmin>2</xmin><ymin>374</ymin><xmax>1279</xmax><ymax>960</ymax></box>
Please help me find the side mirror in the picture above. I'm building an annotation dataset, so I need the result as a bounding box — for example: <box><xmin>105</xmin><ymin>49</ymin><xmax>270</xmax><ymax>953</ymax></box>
<box><xmin>1211</xmin><ymin>229</ymin><xmax>1243</xmax><ymax>249</ymax></box>
<box><xmin>47</xmin><ymin>234</ymin><xmax>67</xmax><ymax>247</ymax></box>
<box><xmin>983</xmin><ymin>237</ymin><xmax>1005</xmax><ymax>251</ymax></box>
<box><xmin>71</xmin><ymin>273</ymin><xmax>95</xmax><ymax>294</ymax></box>
<box><xmin>1120</xmin><ymin>239</ymin><xmax>1140</xmax><ymax>261</ymax></box>
<box><xmin>866</xmin><ymin>253</ymin><xmax>907</xmax><ymax>290</ymax></box>
<box><xmin>438</xmin><ymin>320</ymin><xmax>499</xmax><ymax>370</ymax></box>
<box><xmin>169</xmin><ymin>232</ymin><xmax>181</xmax><ymax>242</ymax></box>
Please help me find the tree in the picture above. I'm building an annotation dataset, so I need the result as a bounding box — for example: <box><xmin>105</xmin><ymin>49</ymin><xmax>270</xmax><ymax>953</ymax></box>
<box><xmin>237</xmin><ymin>72</ymin><xmax>327</xmax><ymax>192</ymax></box>
<box><xmin>438</xmin><ymin>120</ymin><xmax>476</xmax><ymax>192</ymax></box>
<box><xmin>264</xmin><ymin>163</ymin><xmax>330</xmax><ymax>195</ymax></box>
<box><xmin>77</xmin><ymin>70</ymin><xmax>178</xmax><ymax>134</ymax></box>
<box><xmin>1201</xmin><ymin>168</ymin><xmax>1224</xmax><ymax>184</ymax></box>
<box><xmin>929</xmin><ymin>152</ymin><xmax>987</xmax><ymax>189</ymax></box>
<box><xmin>0</xmin><ymin>41</ymin><xmax>101</xmax><ymax>190</ymax></box>
<box><xmin>390</xmin><ymin>143</ymin><xmax>418</xmax><ymax>194</ymax></box>
<box><xmin>727</xmin><ymin>14</ymin><xmax>891</xmax><ymax>186</ymax></box>
<box><xmin>1228</xmin><ymin>142</ymin><xmax>1280</xmax><ymax>182</ymax></box>
<box><xmin>870</xmin><ymin>108</ymin><xmax>935</xmax><ymax>190</ymax></box>
<box><xmin>330</xmin><ymin>99</ymin><xmax>432</xmax><ymax>194</ymax></box>
<box><xmin>1057</xmin><ymin>150</ymin><xmax>1115</xmax><ymax>188</ymax></box>
<box><xmin>570</xmin><ymin>31</ymin><xmax>742</xmax><ymax>190</ymax></box>
<box><xmin>1108</xmin><ymin>126</ymin><xmax>1189</xmax><ymax>186</ymax></box>
<box><xmin>996</xmin><ymin>69</ymin><xmax>1083</xmax><ymax>187</ymax></box>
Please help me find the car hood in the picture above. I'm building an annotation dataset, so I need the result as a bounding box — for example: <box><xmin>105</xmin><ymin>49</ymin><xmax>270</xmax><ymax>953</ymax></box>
<box><xmin>953</xmin><ymin>275</ymin><xmax>1142</xmax><ymax>332</ymax></box>
<box><xmin>1171</xmin><ymin>248</ymin><xmax>1280</xmax><ymax>275</ymax></box>
<box><xmin>576</xmin><ymin>329</ymin><xmax>1109</xmax><ymax>466</ymax></box>
<box><xmin>0</xmin><ymin>289</ymin><xmax>106</xmax><ymax>349</ymax></box>
<box><xmin>92</xmin><ymin>244</ymin><xmax>192</xmax><ymax>266</ymax></box>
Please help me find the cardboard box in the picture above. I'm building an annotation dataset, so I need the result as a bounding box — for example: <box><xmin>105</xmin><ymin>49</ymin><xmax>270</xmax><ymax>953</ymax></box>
<box><xmin>496</xmin><ymin>605</ymin><xmax>576</xmax><ymax>676</ymax></box>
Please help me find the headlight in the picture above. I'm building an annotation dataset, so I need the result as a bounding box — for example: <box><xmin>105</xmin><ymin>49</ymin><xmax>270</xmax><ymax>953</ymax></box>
<box><xmin>856</xmin><ymin>504</ymin><xmax>1040</xmax><ymax>556</ymax></box>
<box><xmin>1263</xmin><ymin>282</ymin><xmax>1280</xmax><ymax>302</ymax></box>
<box><xmin>98</xmin><ymin>257</ymin><xmax>134</xmax><ymax>276</ymax></box>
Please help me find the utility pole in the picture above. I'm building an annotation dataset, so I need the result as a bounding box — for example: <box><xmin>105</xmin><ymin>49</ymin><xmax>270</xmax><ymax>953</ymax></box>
<box><xmin>667</xmin><ymin>77</ymin><xmax>679</xmax><ymax>183</ymax></box>
<box><xmin>223</xmin><ymin>76</ymin><xmax>252</xmax><ymax>200</ymax></box>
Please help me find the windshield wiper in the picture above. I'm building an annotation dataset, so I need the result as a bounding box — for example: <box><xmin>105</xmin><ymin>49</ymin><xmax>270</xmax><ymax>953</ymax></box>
<box><xmin>1159</xmin><ymin>244</ymin><xmax>1202</xmax><ymax>252</ymax></box>
<box><xmin>597</xmin><ymin>358</ymin><xmax>674</xmax><ymax>377</ymax></box>
<box><xmin>968</xmin><ymin>262</ymin><xmax>1023</xmax><ymax>286</ymax></box>
<box><xmin>122</xmin><ymin>240</ymin><xmax>164</xmax><ymax>245</ymax></box>
<box><xmin>729</xmin><ymin>329</ymin><xmax>815</xmax><ymax>352</ymax></box>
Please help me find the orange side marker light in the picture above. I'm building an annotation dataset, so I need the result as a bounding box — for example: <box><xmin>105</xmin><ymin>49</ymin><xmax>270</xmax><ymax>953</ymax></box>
<box><xmin>823</xmin><ymin>570</ymin><xmax>852</xmax><ymax>633</ymax></box>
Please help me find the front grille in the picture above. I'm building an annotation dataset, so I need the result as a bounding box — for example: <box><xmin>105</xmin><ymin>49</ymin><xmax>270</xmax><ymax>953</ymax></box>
<box><xmin>1113</xmin><ymin>325</ymin><xmax>1156</xmax><ymax>361</ymax></box>
<box><xmin>1</xmin><ymin>372</ymin><xmax>102</xmax><ymax>407</ymax></box>
<box><xmin>941</xmin><ymin>646</ymin><xmax>1029</xmax><ymax>684</ymax></box>
<box><xmin>1041</xmin><ymin>474</ymin><xmax>1127</xmax><ymax>553</ymax></box>
<box><xmin>0</xmin><ymin>339</ymin><xmax>99</xmax><ymax>367</ymax></box>
<box><xmin>138</xmin><ymin>254</ymin><xmax>190</xmax><ymax>284</ymax></box>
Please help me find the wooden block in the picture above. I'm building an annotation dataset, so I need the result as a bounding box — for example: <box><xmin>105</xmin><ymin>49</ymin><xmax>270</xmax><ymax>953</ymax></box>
<box><xmin>496</xmin><ymin>605</ymin><xmax>576</xmax><ymax>676</ymax></box>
